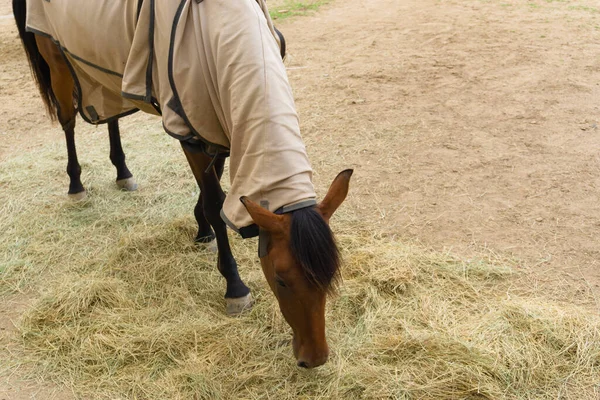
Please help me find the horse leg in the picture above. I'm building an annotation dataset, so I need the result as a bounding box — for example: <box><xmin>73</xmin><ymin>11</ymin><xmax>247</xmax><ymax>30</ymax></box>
<box><xmin>62</xmin><ymin>120</ymin><xmax>86</xmax><ymax>200</ymax></box>
<box><xmin>107</xmin><ymin>119</ymin><xmax>138</xmax><ymax>191</ymax></box>
<box><xmin>191</xmin><ymin>155</ymin><xmax>227</xmax><ymax>251</ymax></box>
<box><xmin>182</xmin><ymin>146</ymin><xmax>253</xmax><ymax>315</ymax></box>
<box><xmin>35</xmin><ymin>36</ymin><xmax>85</xmax><ymax>200</ymax></box>
<box><xmin>193</xmin><ymin>189</ymin><xmax>217</xmax><ymax>252</ymax></box>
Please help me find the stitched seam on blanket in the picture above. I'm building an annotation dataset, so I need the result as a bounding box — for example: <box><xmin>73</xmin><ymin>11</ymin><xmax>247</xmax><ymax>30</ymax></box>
<box><xmin>63</xmin><ymin>48</ymin><xmax>123</xmax><ymax>78</ymax></box>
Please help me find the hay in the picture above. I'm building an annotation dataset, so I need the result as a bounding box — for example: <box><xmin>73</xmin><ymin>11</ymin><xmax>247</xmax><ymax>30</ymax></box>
<box><xmin>1</xmin><ymin>116</ymin><xmax>600</xmax><ymax>399</ymax></box>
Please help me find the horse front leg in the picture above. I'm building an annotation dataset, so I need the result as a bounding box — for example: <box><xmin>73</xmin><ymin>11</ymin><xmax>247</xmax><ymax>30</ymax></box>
<box><xmin>107</xmin><ymin>119</ymin><xmax>137</xmax><ymax>191</ymax></box>
<box><xmin>182</xmin><ymin>146</ymin><xmax>253</xmax><ymax>315</ymax></box>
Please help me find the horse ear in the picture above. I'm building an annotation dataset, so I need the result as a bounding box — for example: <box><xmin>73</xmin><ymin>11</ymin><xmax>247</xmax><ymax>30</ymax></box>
<box><xmin>317</xmin><ymin>169</ymin><xmax>353</xmax><ymax>222</ymax></box>
<box><xmin>240</xmin><ymin>197</ymin><xmax>286</xmax><ymax>233</ymax></box>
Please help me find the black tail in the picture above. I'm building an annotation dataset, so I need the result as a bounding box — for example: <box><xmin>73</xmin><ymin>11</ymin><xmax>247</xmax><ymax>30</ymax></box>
<box><xmin>13</xmin><ymin>0</ymin><xmax>58</xmax><ymax>120</ymax></box>
<box><xmin>274</xmin><ymin>27</ymin><xmax>286</xmax><ymax>60</ymax></box>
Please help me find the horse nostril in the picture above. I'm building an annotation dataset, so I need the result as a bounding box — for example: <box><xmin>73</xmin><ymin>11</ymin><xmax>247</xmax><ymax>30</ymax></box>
<box><xmin>297</xmin><ymin>360</ymin><xmax>310</xmax><ymax>369</ymax></box>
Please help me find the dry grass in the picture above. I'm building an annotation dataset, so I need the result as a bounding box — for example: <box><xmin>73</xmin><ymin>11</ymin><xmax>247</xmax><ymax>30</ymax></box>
<box><xmin>0</xmin><ymin>115</ymin><xmax>599</xmax><ymax>399</ymax></box>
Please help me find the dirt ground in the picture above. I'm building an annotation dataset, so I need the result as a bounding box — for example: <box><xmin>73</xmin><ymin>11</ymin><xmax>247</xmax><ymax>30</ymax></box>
<box><xmin>280</xmin><ymin>0</ymin><xmax>600</xmax><ymax>289</ymax></box>
<box><xmin>1</xmin><ymin>0</ymin><xmax>600</xmax><ymax>397</ymax></box>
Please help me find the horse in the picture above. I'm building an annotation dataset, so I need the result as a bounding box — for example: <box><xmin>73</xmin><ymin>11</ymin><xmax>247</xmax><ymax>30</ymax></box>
<box><xmin>12</xmin><ymin>2</ymin><xmax>137</xmax><ymax>200</ymax></box>
<box><xmin>12</xmin><ymin>0</ymin><xmax>352</xmax><ymax>368</ymax></box>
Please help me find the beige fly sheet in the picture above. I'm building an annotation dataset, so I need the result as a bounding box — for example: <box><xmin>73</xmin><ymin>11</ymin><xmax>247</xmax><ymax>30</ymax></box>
<box><xmin>26</xmin><ymin>0</ymin><xmax>316</xmax><ymax>236</ymax></box>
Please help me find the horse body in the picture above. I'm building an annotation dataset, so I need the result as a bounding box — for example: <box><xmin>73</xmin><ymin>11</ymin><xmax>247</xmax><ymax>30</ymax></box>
<box><xmin>13</xmin><ymin>0</ymin><xmax>352</xmax><ymax>368</ymax></box>
<box><xmin>12</xmin><ymin>2</ymin><xmax>137</xmax><ymax>199</ymax></box>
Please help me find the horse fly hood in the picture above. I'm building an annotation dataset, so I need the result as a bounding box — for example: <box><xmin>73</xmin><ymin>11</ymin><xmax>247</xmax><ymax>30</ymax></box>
<box><xmin>26</xmin><ymin>0</ymin><xmax>316</xmax><ymax>237</ymax></box>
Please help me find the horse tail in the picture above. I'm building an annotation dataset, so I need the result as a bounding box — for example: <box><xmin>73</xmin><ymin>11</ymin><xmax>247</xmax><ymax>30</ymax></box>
<box><xmin>274</xmin><ymin>27</ymin><xmax>286</xmax><ymax>60</ymax></box>
<box><xmin>13</xmin><ymin>0</ymin><xmax>58</xmax><ymax>120</ymax></box>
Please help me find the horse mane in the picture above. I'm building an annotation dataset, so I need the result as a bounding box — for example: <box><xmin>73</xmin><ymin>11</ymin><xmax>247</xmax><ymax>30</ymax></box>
<box><xmin>289</xmin><ymin>207</ymin><xmax>340</xmax><ymax>293</ymax></box>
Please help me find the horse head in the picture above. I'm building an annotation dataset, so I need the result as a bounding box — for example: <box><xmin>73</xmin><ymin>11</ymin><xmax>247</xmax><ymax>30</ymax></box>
<box><xmin>241</xmin><ymin>169</ymin><xmax>353</xmax><ymax>368</ymax></box>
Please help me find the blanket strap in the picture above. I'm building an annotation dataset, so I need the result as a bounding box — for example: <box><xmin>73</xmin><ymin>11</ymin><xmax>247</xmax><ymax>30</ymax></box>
<box><xmin>204</xmin><ymin>153</ymin><xmax>219</xmax><ymax>174</ymax></box>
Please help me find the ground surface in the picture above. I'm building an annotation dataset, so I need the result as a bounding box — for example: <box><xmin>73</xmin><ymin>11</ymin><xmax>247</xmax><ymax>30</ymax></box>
<box><xmin>1</xmin><ymin>0</ymin><xmax>600</xmax><ymax>397</ymax></box>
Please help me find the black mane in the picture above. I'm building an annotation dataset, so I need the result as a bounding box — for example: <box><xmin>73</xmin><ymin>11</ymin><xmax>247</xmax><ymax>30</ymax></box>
<box><xmin>289</xmin><ymin>207</ymin><xmax>340</xmax><ymax>293</ymax></box>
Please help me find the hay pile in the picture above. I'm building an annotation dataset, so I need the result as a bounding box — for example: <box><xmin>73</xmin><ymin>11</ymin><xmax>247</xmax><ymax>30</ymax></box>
<box><xmin>1</xmin><ymin>117</ymin><xmax>600</xmax><ymax>399</ymax></box>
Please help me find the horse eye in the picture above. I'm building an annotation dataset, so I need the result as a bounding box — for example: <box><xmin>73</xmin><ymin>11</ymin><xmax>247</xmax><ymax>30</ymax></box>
<box><xmin>275</xmin><ymin>277</ymin><xmax>287</xmax><ymax>287</ymax></box>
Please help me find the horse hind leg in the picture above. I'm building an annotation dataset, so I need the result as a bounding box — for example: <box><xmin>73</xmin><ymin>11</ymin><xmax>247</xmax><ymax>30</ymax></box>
<box><xmin>35</xmin><ymin>36</ymin><xmax>85</xmax><ymax>200</ymax></box>
<box><xmin>107</xmin><ymin>120</ymin><xmax>137</xmax><ymax>191</ymax></box>
<box><xmin>193</xmin><ymin>191</ymin><xmax>217</xmax><ymax>252</ymax></box>
<box><xmin>192</xmin><ymin>156</ymin><xmax>227</xmax><ymax>252</ymax></box>
<box><xmin>63</xmin><ymin>119</ymin><xmax>86</xmax><ymax>200</ymax></box>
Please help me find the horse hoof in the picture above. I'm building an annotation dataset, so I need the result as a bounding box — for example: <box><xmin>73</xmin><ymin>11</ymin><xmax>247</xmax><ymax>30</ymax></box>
<box><xmin>226</xmin><ymin>293</ymin><xmax>254</xmax><ymax>316</ymax></box>
<box><xmin>68</xmin><ymin>191</ymin><xmax>87</xmax><ymax>201</ymax></box>
<box><xmin>196</xmin><ymin>238</ymin><xmax>217</xmax><ymax>253</ymax></box>
<box><xmin>116</xmin><ymin>177</ymin><xmax>138</xmax><ymax>191</ymax></box>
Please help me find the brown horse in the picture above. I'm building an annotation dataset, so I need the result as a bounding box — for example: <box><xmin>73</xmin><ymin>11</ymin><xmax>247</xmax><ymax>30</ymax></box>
<box><xmin>12</xmin><ymin>3</ymin><xmax>137</xmax><ymax>200</ymax></box>
<box><xmin>13</xmin><ymin>0</ymin><xmax>352</xmax><ymax>368</ymax></box>
<box><xmin>13</xmin><ymin>6</ymin><xmax>137</xmax><ymax>200</ymax></box>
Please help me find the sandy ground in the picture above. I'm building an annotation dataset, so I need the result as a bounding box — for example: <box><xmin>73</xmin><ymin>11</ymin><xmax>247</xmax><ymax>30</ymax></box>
<box><xmin>1</xmin><ymin>0</ymin><xmax>600</xmax><ymax>397</ymax></box>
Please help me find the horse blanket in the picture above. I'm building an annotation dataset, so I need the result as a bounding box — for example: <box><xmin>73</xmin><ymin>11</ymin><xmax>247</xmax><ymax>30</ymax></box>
<box><xmin>26</xmin><ymin>0</ymin><xmax>316</xmax><ymax>237</ymax></box>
